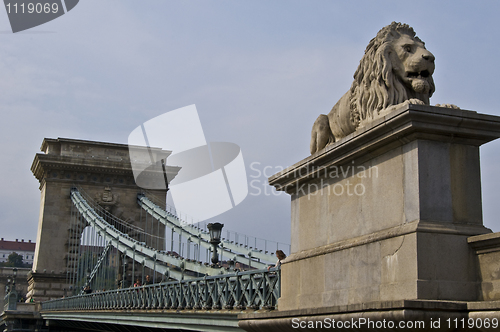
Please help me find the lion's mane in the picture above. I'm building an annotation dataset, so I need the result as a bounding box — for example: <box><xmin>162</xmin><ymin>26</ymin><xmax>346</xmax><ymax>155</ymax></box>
<box><xmin>348</xmin><ymin>22</ymin><xmax>435</xmax><ymax>126</ymax></box>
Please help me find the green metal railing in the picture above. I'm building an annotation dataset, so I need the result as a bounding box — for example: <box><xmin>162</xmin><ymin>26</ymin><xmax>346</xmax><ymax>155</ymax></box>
<box><xmin>42</xmin><ymin>268</ymin><xmax>280</xmax><ymax>311</ymax></box>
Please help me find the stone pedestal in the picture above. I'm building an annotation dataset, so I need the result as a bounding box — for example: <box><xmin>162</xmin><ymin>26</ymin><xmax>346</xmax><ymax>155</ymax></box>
<box><xmin>241</xmin><ymin>105</ymin><xmax>500</xmax><ymax>331</ymax></box>
<box><xmin>269</xmin><ymin>105</ymin><xmax>500</xmax><ymax>311</ymax></box>
<box><xmin>0</xmin><ymin>302</ymin><xmax>40</xmax><ymax>332</ymax></box>
<box><xmin>0</xmin><ymin>268</ymin><xmax>30</xmax><ymax>309</ymax></box>
<box><xmin>468</xmin><ymin>232</ymin><xmax>500</xmax><ymax>301</ymax></box>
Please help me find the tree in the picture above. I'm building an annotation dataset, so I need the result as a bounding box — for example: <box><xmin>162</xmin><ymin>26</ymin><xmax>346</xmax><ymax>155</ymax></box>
<box><xmin>5</xmin><ymin>252</ymin><xmax>24</xmax><ymax>267</ymax></box>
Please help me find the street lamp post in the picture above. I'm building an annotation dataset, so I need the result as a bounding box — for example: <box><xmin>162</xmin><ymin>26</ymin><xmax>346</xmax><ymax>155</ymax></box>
<box><xmin>207</xmin><ymin>223</ymin><xmax>224</xmax><ymax>265</ymax></box>
<box><xmin>4</xmin><ymin>268</ymin><xmax>18</xmax><ymax>310</ymax></box>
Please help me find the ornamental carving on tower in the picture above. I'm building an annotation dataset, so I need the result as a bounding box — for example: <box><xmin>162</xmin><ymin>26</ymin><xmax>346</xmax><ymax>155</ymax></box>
<box><xmin>95</xmin><ymin>186</ymin><xmax>118</xmax><ymax>211</ymax></box>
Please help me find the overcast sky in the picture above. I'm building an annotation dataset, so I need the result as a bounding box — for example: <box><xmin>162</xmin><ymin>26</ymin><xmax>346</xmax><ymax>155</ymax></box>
<box><xmin>1</xmin><ymin>1</ymin><xmax>500</xmax><ymax>252</ymax></box>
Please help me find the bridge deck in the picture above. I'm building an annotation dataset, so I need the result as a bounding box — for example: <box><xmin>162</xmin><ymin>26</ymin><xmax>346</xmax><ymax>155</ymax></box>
<box><xmin>42</xmin><ymin>309</ymin><xmax>244</xmax><ymax>332</ymax></box>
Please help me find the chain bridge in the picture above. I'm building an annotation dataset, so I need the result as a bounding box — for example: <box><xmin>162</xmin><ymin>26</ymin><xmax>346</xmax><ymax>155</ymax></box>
<box><xmin>40</xmin><ymin>187</ymin><xmax>282</xmax><ymax>332</ymax></box>
<box><xmin>0</xmin><ymin>138</ymin><xmax>287</xmax><ymax>332</ymax></box>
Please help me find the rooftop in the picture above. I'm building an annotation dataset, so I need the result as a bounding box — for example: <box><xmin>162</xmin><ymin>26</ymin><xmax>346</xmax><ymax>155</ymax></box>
<box><xmin>0</xmin><ymin>239</ymin><xmax>35</xmax><ymax>251</ymax></box>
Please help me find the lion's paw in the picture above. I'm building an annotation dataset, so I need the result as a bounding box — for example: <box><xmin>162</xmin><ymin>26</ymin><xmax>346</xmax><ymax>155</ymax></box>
<box><xmin>406</xmin><ymin>98</ymin><xmax>426</xmax><ymax>105</ymax></box>
<box><xmin>380</xmin><ymin>98</ymin><xmax>426</xmax><ymax>116</ymax></box>
<box><xmin>435</xmin><ymin>103</ymin><xmax>460</xmax><ymax>109</ymax></box>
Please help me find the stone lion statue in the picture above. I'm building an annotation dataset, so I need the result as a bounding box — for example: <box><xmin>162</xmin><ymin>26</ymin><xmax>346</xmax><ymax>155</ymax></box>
<box><xmin>310</xmin><ymin>22</ymin><xmax>457</xmax><ymax>154</ymax></box>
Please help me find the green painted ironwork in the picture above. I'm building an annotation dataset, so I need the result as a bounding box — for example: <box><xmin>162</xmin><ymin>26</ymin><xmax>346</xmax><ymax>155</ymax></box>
<box><xmin>42</xmin><ymin>268</ymin><xmax>280</xmax><ymax>311</ymax></box>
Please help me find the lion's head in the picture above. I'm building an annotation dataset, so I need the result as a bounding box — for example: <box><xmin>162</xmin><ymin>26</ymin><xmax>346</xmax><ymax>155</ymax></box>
<box><xmin>349</xmin><ymin>22</ymin><xmax>435</xmax><ymax>125</ymax></box>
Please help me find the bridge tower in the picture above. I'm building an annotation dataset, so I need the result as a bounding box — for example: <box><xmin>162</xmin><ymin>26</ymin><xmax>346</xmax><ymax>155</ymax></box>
<box><xmin>28</xmin><ymin>138</ymin><xmax>179</xmax><ymax>302</ymax></box>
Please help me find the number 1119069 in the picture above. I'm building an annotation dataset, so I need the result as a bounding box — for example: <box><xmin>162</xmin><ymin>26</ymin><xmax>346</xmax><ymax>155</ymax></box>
<box><xmin>5</xmin><ymin>2</ymin><xmax>60</xmax><ymax>14</ymax></box>
<box><xmin>446</xmin><ymin>318</ymin><xmax>498</xmax><ymax>329</ymax></box>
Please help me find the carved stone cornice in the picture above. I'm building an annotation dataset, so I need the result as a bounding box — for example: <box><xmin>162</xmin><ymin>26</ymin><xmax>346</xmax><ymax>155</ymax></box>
<box><xmin>31</xmin><ymin>138</ymin><xmax>181</xmax><ymax>188</ymax></box>
<box><xmin>31</xmin><ymin>154</ymin><xmax>134</xmax><ymax>181</ymax></box>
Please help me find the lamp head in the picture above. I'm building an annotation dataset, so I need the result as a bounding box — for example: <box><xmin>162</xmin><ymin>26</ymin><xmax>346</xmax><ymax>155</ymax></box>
<box><xmin>207</xmin><ymin>222</ymin><xmax>224</xmax><ymax>244</ymax></box>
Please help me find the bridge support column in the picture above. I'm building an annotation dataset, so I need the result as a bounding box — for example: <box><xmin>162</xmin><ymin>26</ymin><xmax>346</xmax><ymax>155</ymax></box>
<box><xmin>28</xmin><ymin>138</ymin><xmax>175</xmax><ymax>302</ymax></box>
<box><xmin>239</xmin><ymin>105</ymin><xmax>500</xmax><ymax>331</ymax></box>
<box><xmin>26</xmin><ymin>272</ymin><xmax>68</xmax><ymax>303</ymax></box>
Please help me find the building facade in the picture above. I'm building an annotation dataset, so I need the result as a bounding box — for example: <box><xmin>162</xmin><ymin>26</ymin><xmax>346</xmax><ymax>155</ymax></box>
<box><xmin>0</xmin><ymin>239</ymin><xmax>36</xmax><ymax>265</ymax></box>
